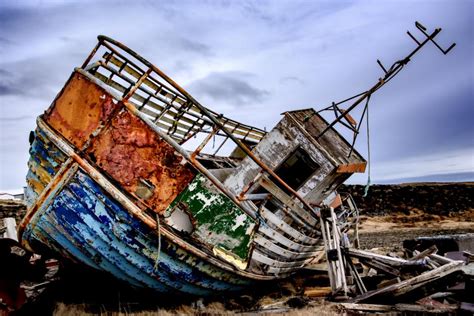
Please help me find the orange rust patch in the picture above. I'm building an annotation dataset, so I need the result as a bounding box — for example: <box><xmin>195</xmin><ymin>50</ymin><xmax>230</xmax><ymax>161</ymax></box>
<box><xmin>336</xmin><ymin>162</ymin><xmax>367</xmax><ymax>173</ymax></box>
<box><xmin>44</xmin><ymin>72</ymin><xmax>119</xmax><ymax>149</ymax></box>
<box><xmin>86</xmin><ymin>109</ymin><xmax>196</xmax><ymax>214</ymax></box>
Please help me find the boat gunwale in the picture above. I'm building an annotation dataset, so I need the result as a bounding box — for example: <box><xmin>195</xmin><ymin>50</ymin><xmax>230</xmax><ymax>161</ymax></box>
<box><xmin>19</xmin><ymin>116</ymin><xmax>276</xmax><ymax>281</ymax></box>
<box><xmin>84</xmin><ymin>35</ymin><xmax>320</xmax><ymax>222</ymax></box>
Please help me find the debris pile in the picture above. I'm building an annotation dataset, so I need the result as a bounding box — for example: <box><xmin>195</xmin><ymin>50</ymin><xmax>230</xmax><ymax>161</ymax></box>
<box><xmin>0</xmin><ymin>199</ymin><xmax>26</xmax><ymax>222</ymax></box>
<box><xmin>0</xmin><ymin>218</ymin><xmax>59</xmax><ymax>314</ymax></box>
<box><xmin>326</xmin><ymin>230</ymin><xmax>474</xmax><ymax>314</ymax></box>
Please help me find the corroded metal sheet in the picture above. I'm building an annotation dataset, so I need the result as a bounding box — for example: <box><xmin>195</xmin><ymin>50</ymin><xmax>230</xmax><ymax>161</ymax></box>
<box><xmin>86</xmin><ymin>109</ymin><xmax>196</xmax><ymax>213</ymax></box>
<box><xmin>21</xmin><ymin>168</ymin><xmax>252</xmax><ymax>294</ymax></box>
<box><xmin>166</xmin><ymin>174</ymin><xmax>256</xmax><ymax>264</ymax></box>
<box><xmin>44</xmin><ymin>72</ymin><xmax>120</xmax><ymax>149</ymax></box>
<box><xmin>27</xmin><ymin>117</ymin><xmax>273</xmax><ymax>282</ymax></box>
<box><xmin>25</xmin><ymin>128</ymin><xmax>68</xmax><ymax>208</ymax></box>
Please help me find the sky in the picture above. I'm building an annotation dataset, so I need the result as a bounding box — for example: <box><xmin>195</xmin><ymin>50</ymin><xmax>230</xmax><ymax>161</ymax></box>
<box><xmin>0</xmin><ymin>0</ymin><xmax>473</xmax><ymax>192</ymax></box>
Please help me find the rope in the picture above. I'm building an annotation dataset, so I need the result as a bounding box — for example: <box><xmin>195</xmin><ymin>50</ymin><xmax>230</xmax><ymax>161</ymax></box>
<box><xmin>153</xmin><ymin>213</ymin><xmax>161</xmax><ymax>271</ymax></box>
<box><xmin>363</xmin><ymin>103</ymin><xmax>371</xmax><ymax>197</ymax></box>
<box><xmin>256</xmin><ymin>208</ymin><xmax>267</xmax><ymax>228</ymax></box>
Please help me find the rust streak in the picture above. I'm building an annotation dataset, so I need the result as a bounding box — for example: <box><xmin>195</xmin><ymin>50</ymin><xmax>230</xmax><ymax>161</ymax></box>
<box><xmin>87</xmin><ymin>109</ymin><xmax>196</xmax><ymax>214</ymax></box>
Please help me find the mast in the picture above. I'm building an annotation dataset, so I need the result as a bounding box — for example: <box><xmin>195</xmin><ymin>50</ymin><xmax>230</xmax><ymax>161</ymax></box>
<box><xmin>312</xmin><ymin>21</ymin><xmax>456</xmax><ymax>155</ymax></box>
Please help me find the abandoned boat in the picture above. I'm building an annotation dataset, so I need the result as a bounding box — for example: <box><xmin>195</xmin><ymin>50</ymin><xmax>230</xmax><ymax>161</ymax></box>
<box><xmin>18</xmin><ymin>22</ymin><xmax>454</xmax><ymax>295</ymax></box>
<box><xmin>18</xmin><ymin>35</ymin><xmax>364</xmax><ymax>294</ymax></box>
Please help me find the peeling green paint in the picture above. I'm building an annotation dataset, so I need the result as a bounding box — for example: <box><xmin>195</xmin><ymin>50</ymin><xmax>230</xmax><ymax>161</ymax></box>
<box><xmin>166</xmin><ymin>174</ymin><xmax>255</xmax><ymax>261</ymax></box>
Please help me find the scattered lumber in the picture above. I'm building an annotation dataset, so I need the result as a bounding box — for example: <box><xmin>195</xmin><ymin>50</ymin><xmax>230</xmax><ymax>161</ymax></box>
<box><xmin>409</xmin><ymin>245</ymin><xmax>438</xmax><ymax>260</ymax></box>
<box><xmin>316</xmin><ymin>210</ymin><xmax>470</xmax><ymax>313</ymax></box>
<box><xmin>404</xmin><ymin>233</ymin><xmax>474</xmax><ymax>255</ymax></box>
<box><xmin>1</xmin><ymin>217</ymin><xmax>18</xmax><ymax>241</ymax></box>
<box><xmin>340</xmin><ymin>302</ymin><xmax>457</xmax><ymax>313</ymax></box>
<box><xmin>349</xmin><ymin>260</ymin><xmax>464</xmax><ymax>303</ymax></box>
<box><xmin>304</xmin><ymin>287</ymin><xmax>332</xmax><ymax>297</ymax></box>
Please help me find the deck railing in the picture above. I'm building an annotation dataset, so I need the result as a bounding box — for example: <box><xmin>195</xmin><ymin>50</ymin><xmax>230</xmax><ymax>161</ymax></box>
<box><xmin>81</xmin><ymin>36</ymin><xmax>266</xmax><ymax>150</ymax></box>
<box><xmin>80</xmin><ymin>35</ymin><xmax>320</xmax><ymax>225</ymax></box>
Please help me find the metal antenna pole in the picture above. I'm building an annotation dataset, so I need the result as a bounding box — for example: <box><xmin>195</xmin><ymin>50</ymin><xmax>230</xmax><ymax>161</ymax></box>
<box><xmin>315</xmin><ymin>21</ymin><xmax>456</xmax><ymax>140</ymax></box>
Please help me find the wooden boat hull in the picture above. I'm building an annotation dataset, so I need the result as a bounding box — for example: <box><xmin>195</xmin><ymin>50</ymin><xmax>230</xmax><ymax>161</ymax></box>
<box><xmin>19</xmin><ymin>69</ymin><xmax>271</xmax><ymax>294</ymax></box>
<box><xmin>23</xmin><ymin>154</ymin><xmax>253</xmax><ymax>295</ymax></box>
<box><xmin>19</xmin><ymin>35</ymin><xmax>364</xmax><ymax>295</ymax></box>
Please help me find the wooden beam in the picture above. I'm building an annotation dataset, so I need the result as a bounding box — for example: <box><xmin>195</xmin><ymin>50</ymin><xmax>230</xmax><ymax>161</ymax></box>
<box><xmin>340</xmin><ymin>302</ymin><xmax>457</xmax><ymax>313</ymax></box>
<box><xmin>345</xmin><ymin>254</ymin><xmax>367</xmax><ymax>294</ymax></box>
<box><xmin>350</xmin><ymin>261</ymin><xmax>464</xmax><ymax>303</ymax></box>
<box><xmin>304</xmin><ymin>287</ymin><xmax>332</xmax><ymax>297</ymax></box>
<box><xmin>359</xmin><ymin>258</ymin><xmax>401</xmax><ymax>277</ymax></box>
<box><xmin>410</xmin><ymin>245</ymin><xmax>438</xmax><ymax>261</ymax></box>
<box><xmin>2</xmin><ymin>217</ymin><xmax>17</xmax><ymax>241</ymax></box>
<box><xmin>346</xmin><ymin>248</ymin><xmax>408</xmax><ymax>267</ymax></box>
<box><xmin>336</xmin><ymin>162</ymin><xmax>367</xmax><ymax>173</ymax></box>
<box><xmin>328</xmin><ymin>194</ymin><xmax>342</xmax><ymax>209</ymax></box>
<box><xmin>429</xmin><ymin>253</ymin><xmax>455</xmax><ymax>265</ymax></box>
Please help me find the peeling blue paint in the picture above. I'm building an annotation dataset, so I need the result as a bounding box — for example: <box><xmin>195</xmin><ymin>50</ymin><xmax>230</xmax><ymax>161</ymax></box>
<box><xmin>23</xmin><ymin>168</ymin><xmax>252</xmax><ymax>295</ymax></box>
<box><xmin>25</xmin><ymin>128</ymin><xmax>67</xmax><ymax>207</ymax></box>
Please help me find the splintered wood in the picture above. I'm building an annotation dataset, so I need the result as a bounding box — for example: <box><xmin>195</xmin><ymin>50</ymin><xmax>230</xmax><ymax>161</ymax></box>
<box><xmin>317</xmin><ymin>206</ymin><xmax>471</xmax><ymax>312</ymax></box>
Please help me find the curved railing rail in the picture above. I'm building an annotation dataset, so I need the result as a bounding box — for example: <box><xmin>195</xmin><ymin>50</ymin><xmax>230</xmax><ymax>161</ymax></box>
<box><xmin>81</xmin><ymin>35</ymin><xmax>267</xmax><ymax>148</ymax></box>
<box><xmin>80</xmin><ymin>35</ymin><xmax>321</xmax><ymax>222</ymax></box>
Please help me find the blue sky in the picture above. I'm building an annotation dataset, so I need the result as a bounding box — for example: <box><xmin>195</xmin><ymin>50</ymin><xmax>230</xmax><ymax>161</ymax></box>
<box><xmin>0</xmin><ymin>0</ymin><xmax>473</xmax><ymax>191</ymax></box>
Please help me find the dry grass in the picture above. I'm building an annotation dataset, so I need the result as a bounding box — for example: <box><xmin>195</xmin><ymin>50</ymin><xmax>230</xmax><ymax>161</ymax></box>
<box><xmin>53</xmin><ymin>301</ymin><xmax>342</xmax><ymax>315</ymax></box>
<box><xmin>54</xmin><ymin>302</ymin><xmax>232</xmax><ymax>316</ymax></box>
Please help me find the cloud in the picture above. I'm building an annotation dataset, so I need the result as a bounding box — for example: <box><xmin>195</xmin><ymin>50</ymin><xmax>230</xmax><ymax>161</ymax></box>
<box><xmin>187</xmin><ymin>71</ymin><xmax>270</xmax><ymax>106</ymax></box>
<box><xmin>279</xmin><ymin>76</ymin><xmax>304</xmax><ymax>85</ymax></box>
<box><xmin>177</xmin><ymin>38</ymin><xmax>213</xmax><ymax>57</ymax></box>
<box><xmin>0</xmin><ymin>84</ymin><xmax>21</xmax><ymax>96</ymax></box>
<box><xmin>0</xmin><ymin>58</ymin><xmax>65</xmax><ymax>99</ymax></box>
<box><xmin>0</xmin><ymin>115</ymin><xmax>32</xmax><ymax>122</ymax></box>
<box><xmin>348</xmin><ymin>147</ymin><xmax>474</xmax><ymax>184</ymax></box>
<box><xmin>0</xmin><ymin>37</ymin><xmax>14</xmax><ymax>47</ymax></box>
<box><xmin>0</xmin><ymin>0</ymin><xmax>472</xmax><ymax>190</ymax></box>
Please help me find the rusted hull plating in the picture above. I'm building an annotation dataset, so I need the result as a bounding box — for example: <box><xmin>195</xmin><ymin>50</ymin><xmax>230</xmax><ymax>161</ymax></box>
<box><xmin>22</xmin><ymin>167</ymin><xmax>253</xmax><ymax>294</ymax></box>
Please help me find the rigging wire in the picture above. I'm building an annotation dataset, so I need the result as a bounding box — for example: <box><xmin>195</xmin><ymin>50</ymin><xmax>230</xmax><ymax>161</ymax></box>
<box><xmin>363</xmin><ymin>104</ymin><xmax>371</xmax><ymax>197</ymax></box>
<box><xmin>153</xmin><ymin>213</ymin><xmax>161</xmax><ymax>271</ymax></box>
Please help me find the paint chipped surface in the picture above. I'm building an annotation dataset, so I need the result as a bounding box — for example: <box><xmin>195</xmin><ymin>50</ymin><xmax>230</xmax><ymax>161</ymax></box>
<box><xmin>22</xmin><ymin>168</ymin><xmax>252</xmax><ymax>294</ymax></box>
<box><xmin>25</xmin><ymin>128</ymin><xmax>68</xmax><ymax>208</ymax></box>
<box><xmin>44</xmin><ymin>72</ymin><xmax>120</xmax><ymax>149</ymax></box>
<box><xmin>166</xmin><ymin>174</ymin><xmax>256</xmax><ymax>262</ymax></box>
<box><xmin>86</xmin><ymin>109</ymin><xmax>196</xmax><ymax>213</ymax></box>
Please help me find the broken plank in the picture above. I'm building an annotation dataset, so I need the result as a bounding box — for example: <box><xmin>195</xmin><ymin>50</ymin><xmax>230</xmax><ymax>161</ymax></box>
<box><xmin>359</xmin><ymin>258</ymin><xmax>401</xmax><ymax>277</ymax></box>
<box><xmin>350</xmin><ymin>260</ymin><xmax>464</xmax><ymax>303</ymax></box>
<box><xmin>336</xmin><ymin>162</ymin><xmax>367</xmax><ymax>173</ymax></box>
<box><xmin>2</xmin><ymin>217</ymin><xmax>18</xmax><ymax>241</ymax></box>
<box><xmin>429</xmin><ymin>253</ymin><xmax>456</xmax><ymax>265</ymax></box>
<box><xmin>345</xmin><ymin>248</ymin><xmax>408</xmax><ymax>267</ymax></box>
<box><xmin>345</xmin><ymin>254</ymin><xmax>367</xmax><ymax>294</ymax></box>
<box><xmin>409</xmin><ymin>245</ymin><xmax>438</xmax><ymax>261</ymax></box>
<box><xmin>340</xmin><ymin>302</ymin><xmax>457</xmax><ymax>313</ymax></box>
<box><xmin>304</xmin><ymin>287</ymin><xmax>332</xmax><ymax>297</ymax></box>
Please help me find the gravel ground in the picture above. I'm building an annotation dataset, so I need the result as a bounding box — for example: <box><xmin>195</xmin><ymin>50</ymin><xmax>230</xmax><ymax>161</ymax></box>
<box><xmin>359</xmin><ymin>227</ymin><xmax>474</xmax><ymax>250</ymax></box>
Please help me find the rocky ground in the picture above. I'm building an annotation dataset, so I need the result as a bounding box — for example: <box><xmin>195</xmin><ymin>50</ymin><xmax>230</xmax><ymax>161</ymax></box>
<box><xmin>0</xmin><ymin>198</ymin><xmax>26</xmax><ymax>222</ymax></box>
<box><xmin>358</xmin><ymin>208</ymin><xmax>474</xmax><ymax>250</ymax></box>
<box><xmin>342</xmin><ymin>182</ymin><xmax>474</xmax><ymax>217</ymax></box>
<box><xmin>1</xmin><ymin>182</ymin><xmax>472</xmax><ymax>315</ymax></box>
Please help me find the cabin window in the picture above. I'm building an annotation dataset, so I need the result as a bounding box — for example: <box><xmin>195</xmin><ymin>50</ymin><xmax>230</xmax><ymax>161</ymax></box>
<box><xmin>274</xmin><ymin>147</ymin><xmax>320</xmax><ymax>191</ymax></box>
